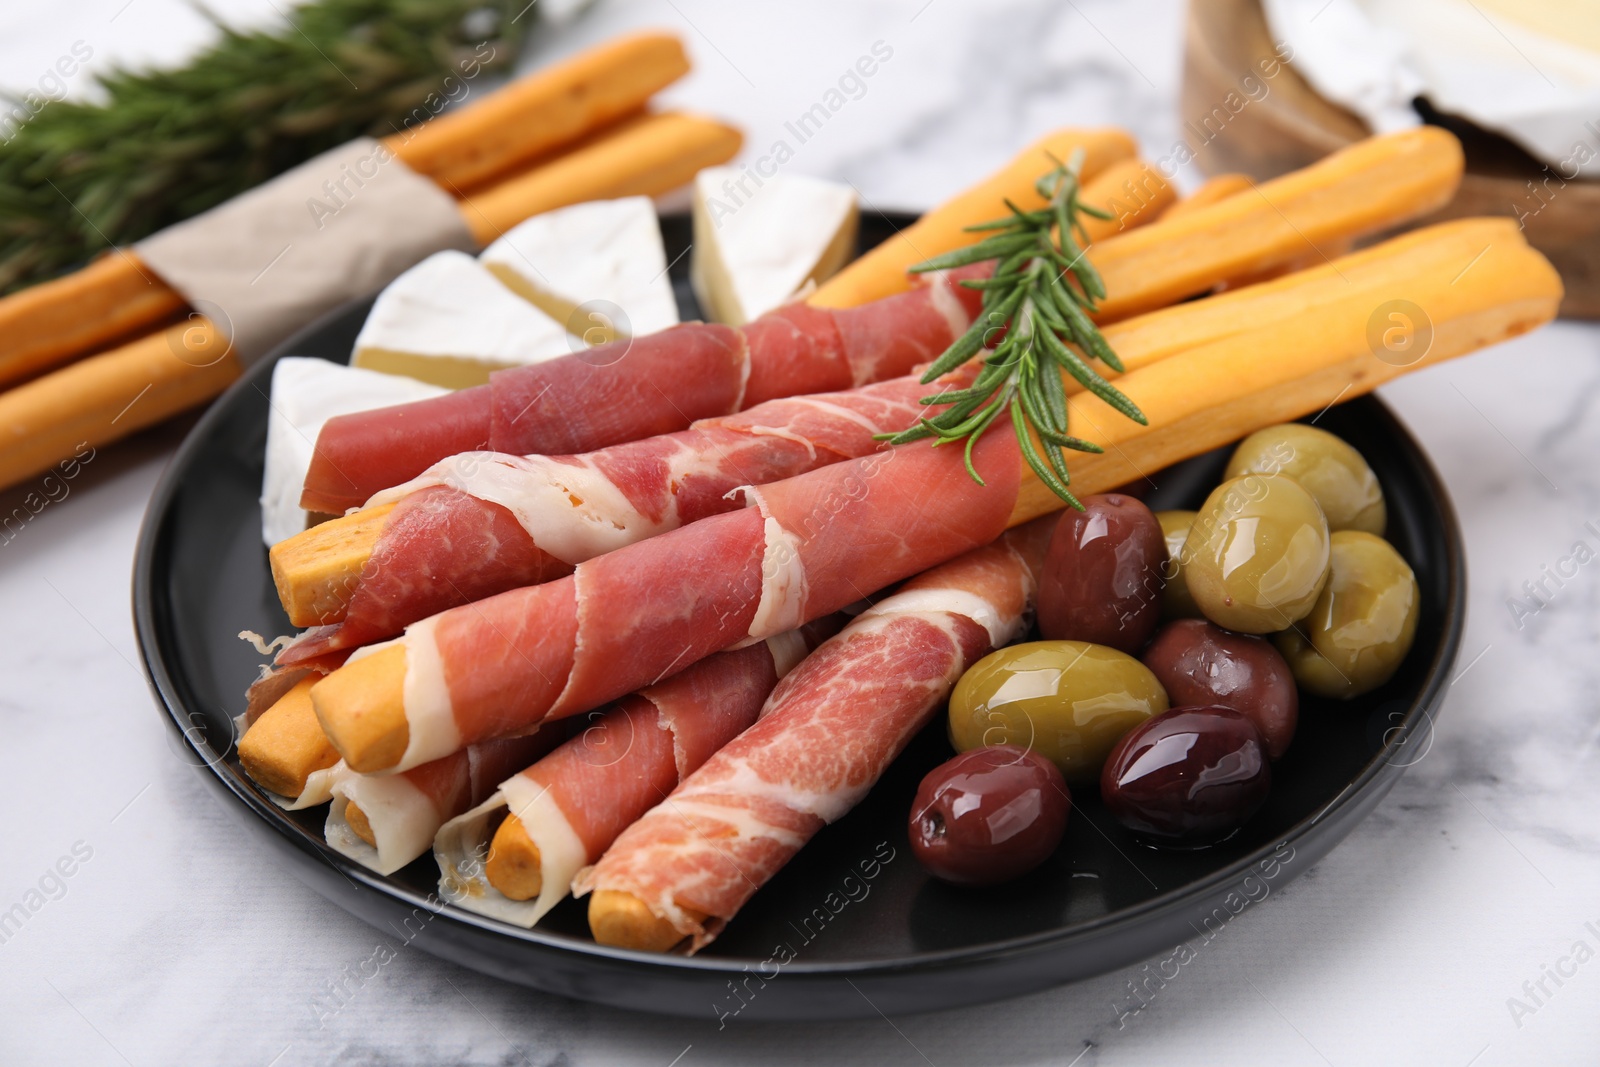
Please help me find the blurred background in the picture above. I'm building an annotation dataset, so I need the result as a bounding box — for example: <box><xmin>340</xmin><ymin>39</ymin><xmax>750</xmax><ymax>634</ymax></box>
<box><xmin>3</xmin><ymin>1</ymin><xmax>1597</xmax><ymax>1064</ymax></box>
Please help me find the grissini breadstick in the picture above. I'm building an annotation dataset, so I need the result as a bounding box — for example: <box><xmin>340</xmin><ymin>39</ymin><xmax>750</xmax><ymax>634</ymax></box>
<box><xmin>578</xmin><ymin>521</ymin><xmax>1052</xmax><ymax>952</ymax></box>
<box><xmin>434</xmin><ymin>623</ymin><xmax>835</xmax><ymax>926</ymax></box>
<box><xmin>0</xmin><ymin>318</ymin><xmax>239</xmax><ymax>493</ymax></box>
<box><xmin>1159</xmin><ymin>172</ymin><xmax>1252</xmax><ymax>221</ymax></box>
<box><xmin>308</xmin><ymin>218</ymin><xmax>1562</xmax><ymax>775</ymax></box>
<box><xmin>388</xmin><ymin>31</ymin><xmax>690</xmax><ymax>194</ymax></box>
<box><xmin>0</xmin><ymin>255</ymin><xmax>187</xmax><ymax>389</ymax></box>
<box><xmin>1089</xmin><ymin>127</ymin><xmax>1462</xmax><ymax>321</ymax></box>
<box><xmin>0</xmin><ymin>32</ymin><xmax>693</xmax><ymax>388</ymax></box>
<box><xmin>0</xmin><ymin>112</ymin><xmax>743</xmax><ymax>494</ymax></box>
<box><xmin>455</xmin><ymin>111</ymin><xmax>742</xmax><ymax>245</ymax></box>
<box><xmin>237</xmin><ymin>677</ymin><xmax>337</xmax><ymax>800</ymax></box>
<box><xmin>269</xmin><ymin>215</ymin><xmax>1512</xmax><ymax>647</ymax></box>
<box><xmin>1076</xmin><ymin>158</ymin><xmax>1177</xmax><ymax>243</ymax></box>
<box><xmin>807</xmin><ymin>128</ymin><xmax>1137</xmax><ymax>309</ymax></box>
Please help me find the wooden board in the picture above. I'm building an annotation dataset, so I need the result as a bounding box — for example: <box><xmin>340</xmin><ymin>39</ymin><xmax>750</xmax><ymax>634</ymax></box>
<box><xmin>1182</xmin><ymin>0</ymin><xmax>1600</xmax><ymax>318</ymax></box>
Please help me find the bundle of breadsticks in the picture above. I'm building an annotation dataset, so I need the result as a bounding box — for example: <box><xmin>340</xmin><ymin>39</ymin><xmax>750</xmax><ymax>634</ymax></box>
<box><xmin>236</xmin><ymin>124</ymin><xmax>1559</xmax><ymax>953</ymax></box>
<box><xmin>0</xmin><ymin>31</ymin><xmax>743</xmax><ymax>492</ymax></box>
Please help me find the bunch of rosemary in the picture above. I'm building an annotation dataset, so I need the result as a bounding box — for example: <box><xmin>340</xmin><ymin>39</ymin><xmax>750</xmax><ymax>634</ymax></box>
<box><xmin>0</xmin><ymin>0</ymin><xmax>535</xmax><ymax>294</ymax></box>
<box><xmin>882</xmin><ymin>151</ymin><xmax>1147</xmax><ymax>509</ymax></box>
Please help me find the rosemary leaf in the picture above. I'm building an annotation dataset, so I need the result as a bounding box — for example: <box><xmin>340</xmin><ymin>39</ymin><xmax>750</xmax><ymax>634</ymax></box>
<box><xmin>0</xmin><ymin>0</ymin><xmax>535</xmax><ymax>294</ymax></box>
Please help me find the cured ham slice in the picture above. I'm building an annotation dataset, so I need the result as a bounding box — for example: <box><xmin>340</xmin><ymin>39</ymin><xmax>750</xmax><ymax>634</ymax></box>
<box><xmin>574</xmin><ymin>519</ymin><xmax>1054</xmax><ymax>951</ymax></box>
<box><xmin>350</xmin><ymin>430</ymin><xmax>1024</xmax><ymax>774</ymax></box>
<box><xmin>277</xmin><ymin>369</ymin><xmax>968</xmax><ymax>665</ymax></box>
<box><xmin>433</xmin><ymin>622</ymin><xmax>835</xmax><ymax>926</ymax></box>
<box><xmin>299</xmin><ymin>270</ymin><xmax>984</xmax><ymax>515</ymax></box>
<box><xmin>324</xmin><ymin>732</ymin><xmax>560</xmax><ymax>875</ymax></box>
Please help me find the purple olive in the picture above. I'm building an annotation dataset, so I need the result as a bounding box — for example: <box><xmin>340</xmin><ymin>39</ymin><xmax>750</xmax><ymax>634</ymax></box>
<box><xmin>1036</xmin><ymin>494</ymin><xmax>1168</xmax><ymax>654</ymax></box>
<box><xmin>1101</xmin><ymin>706</ymin><xmax>1270</xmax><ymax>846</ymax></box>
<box><xmin>1140</xmin><ymin>619</ymin><xmax>1298</xmax><ymax>759</ymax></box>
<box><xmin>909</xmin><ymin>746</ymin><xmax>1071</xmax><ymax>886</ymax></box>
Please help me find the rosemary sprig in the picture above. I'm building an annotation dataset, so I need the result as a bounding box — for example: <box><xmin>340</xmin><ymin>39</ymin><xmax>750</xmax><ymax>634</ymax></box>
<box><xmin>0</xmin><ymin>0</ymin><xmax>536</xmax><ymax>295</ymax></box>
<box><xmin>878</xmin><ymin>151</ymin><xmax>1146</xmax><ymax>510</ymax></box>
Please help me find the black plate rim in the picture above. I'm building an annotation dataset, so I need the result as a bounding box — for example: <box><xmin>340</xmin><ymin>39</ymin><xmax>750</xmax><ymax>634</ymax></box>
<box><xmin>131</xmin><ymin>245</ymin><xmax>1465</xmax><ymax>987</ymax></box>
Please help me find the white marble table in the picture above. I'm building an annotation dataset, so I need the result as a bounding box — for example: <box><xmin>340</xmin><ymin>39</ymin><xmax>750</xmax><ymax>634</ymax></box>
<box><xmin>3</xmin><ymin>1</ymin><xmax>1597</xmax><ymax>1063</ymax></box>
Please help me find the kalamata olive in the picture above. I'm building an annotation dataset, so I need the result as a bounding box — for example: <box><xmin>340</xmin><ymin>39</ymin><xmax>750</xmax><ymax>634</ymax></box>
<box><xmin>949</xmin><ymin>640</ymin><xmax>1169</xmax><ymax>783</ymax></box>
<box><xmin>1101</xmin><ymin>705</ymin><xmax>1270</xmax><ymax>846</ymax></box>
<box><xmin>1155</xmin><ymin>510</ymin><xmax>1203</xmax><ymax>621</ymax></box>
<box><xmin>1185</xmin><ymin>474</ymin><xmax>1331</xmax><ymax>633</ymax></box>
<box><xmin>1226</xmin><ymin>424</ymin><xmax>1386</xmax><ymax>535</ymax></box>
<box><xmin>1140</xmin><ymin>619</ymin><xmax>1297</xmax><ymax>759</ymax></box>
<box><xmin>1273</xmin><ymin>530</ymin><xmax>1419</xmax><ymax>699</ymax></box>
<box><xmin>1036</xmin><ymin>494</ymin><xmax>1168</xmax><ymax>654</ymax></box>
<box><xmin>909</xmin><ymin>745</ymin><xmax>1071</xmax><ymax>886</ymax></box>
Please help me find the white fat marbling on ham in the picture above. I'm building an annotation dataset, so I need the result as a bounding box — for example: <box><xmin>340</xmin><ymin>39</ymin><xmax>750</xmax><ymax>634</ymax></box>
<box><xmin>764</xmin><ymin>630</ymin><xmax>810</xmax><ymax>678</ymax></box>
<box><xmin>857</xmin><ymin>587</ymin><xmax>1017</xmax><ymax>648</ymax></box>
<box><xmin>367</xmin><ymin>452</ymin><xmax>667</xmax><ymax>565</ymax></box>
<box><xmin>746</xmin><ymin>512</ymin><xmax>809</xmax><ymax>641</ymax></box>
<box><xmin>393</xmin><ymin>617</ymin><xmax>460</xmax><ymax>773</ymax></box>
<box><xmin>924</xmin><ymin>269</ymin><xmax>975</xmax><ymax>338</ymax></box>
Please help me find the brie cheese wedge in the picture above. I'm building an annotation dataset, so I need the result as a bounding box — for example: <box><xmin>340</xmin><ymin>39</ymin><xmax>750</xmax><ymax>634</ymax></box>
<box><xmin>352</xmin><ymin>250</ymin><xmax>574</xmax><ymax>388</ymax></box>
<box><xmin>690</xmin><ymin>168</ymin><xmax>858</xmax><ymax>327</ymax></box>
<box><xmin>480</xmin><ymin>197</ymin><xmax>679</xmax><ymax>345</ymax></box>
<box><xmin>260</xmin><ymin>357</ymin><xmax>448</xmax><ymax>545</ymax></box>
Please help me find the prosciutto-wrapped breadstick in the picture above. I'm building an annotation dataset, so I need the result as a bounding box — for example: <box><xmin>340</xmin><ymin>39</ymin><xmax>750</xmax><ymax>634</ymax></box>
<box><xmin>325</xmin><ymin>732</ymin><xmax>559</xmax><ymax>875</ymax></box>
<box><xmin>274</xmin><ymin>369</ymin><xmax>961</xmax><ymax>658</ymax></box>
<box><xmin>433</xmin><ymin>622</ymin><xmax>835</xmax><ymax>925</ymax></box>
<box><xmin>270</xmin><ymin>214</ymin><xmax>1514</xmax><ymax>657</ymax></box>
<box><xmin>576</xmin><ymin>521</ymin><xmax>1052</xmax><ymax>951</ymax></box>
<box><xmin>308</xmin><ymin>217</ymin><xmax>1560</xmax><ymax>775</ymax></box>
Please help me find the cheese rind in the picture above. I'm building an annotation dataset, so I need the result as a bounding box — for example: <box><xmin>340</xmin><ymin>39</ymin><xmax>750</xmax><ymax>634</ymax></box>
<box><xmin>480</xmin><ymin>197</ymin><xmax>679</xmax><ymax>343</ymax></box>
<box><xmin>690</xmin><ymin>167</ymin><xmax>858</xmax><ymax>326</ymax></box>
<box><xmin>260</xmin><ymin>358</ymin><xmax>446</xmax><ymax>545</ymax></box>
<box><xmin>351</xmin><ymin>250</ymin><xmax>574</xmax><ymax>388</ymax></box>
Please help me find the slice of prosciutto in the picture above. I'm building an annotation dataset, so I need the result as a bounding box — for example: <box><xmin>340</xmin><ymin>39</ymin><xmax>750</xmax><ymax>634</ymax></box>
<box><xmin>299</xmin><ymin>268</ymin><xmax>985</xmax><ymax>515</ymax></box>
<box><xmin>433</xmin><ymin>621</ymin><xmax>836</xmax><ymax>926</ymax></box>
<box><xmin>323</xmin><ymin>731</ymin><xmax>560</xmax><ymax>875</ymax></box>
<box><xmin>277</xmin><ymin>368</ymin><xmax>972</xmax><ymax>666</ymax></box>
<box><xmin>572</xmin><ymin>519</ymin><xmax>1054</xmax><ymax>951</ymax></box>
<box><xmin>372</xmin><ymin>428</ymin><xmax>1025</xmax><ymax>773</ymax></box>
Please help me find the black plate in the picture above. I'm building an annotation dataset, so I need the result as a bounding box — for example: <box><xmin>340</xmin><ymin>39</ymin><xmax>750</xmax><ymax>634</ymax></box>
<box><xmin>133</xmin><ymin>212</ymin><xmax>1464</xmax><ymax>1020</ymax></box>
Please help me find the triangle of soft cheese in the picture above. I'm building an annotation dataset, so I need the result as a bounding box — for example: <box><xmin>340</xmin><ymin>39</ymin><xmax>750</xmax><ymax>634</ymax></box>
<box><xmin>261</xmin><ymin>357</ymin><xmax>448</xmax><ymax>545</ymax></box>
<box><xmin>690</xmin><ymin>167</ymin><xmax>858</xmax><ymax>327</ymax></box>
<box><xmin>352</xmin><ymin>251</ymin><xmax>573</xmax><ymax>388</ymax></box>
<box><xmin>480</xmin><ymin>197</ymin><xmax>679</xmax><ymax>344</ymax></box>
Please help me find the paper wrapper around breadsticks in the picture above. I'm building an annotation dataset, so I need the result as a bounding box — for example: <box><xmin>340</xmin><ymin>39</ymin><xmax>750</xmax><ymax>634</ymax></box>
<box><xmin>135</xmin><ymin>138</ymin><xmax>475</xmax><ymax>365</ymax></box>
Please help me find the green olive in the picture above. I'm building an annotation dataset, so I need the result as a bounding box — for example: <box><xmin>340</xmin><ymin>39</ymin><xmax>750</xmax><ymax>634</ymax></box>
<box><xmin>949</xmin><ymin>640</ymin><xmax>1168</xmax><ymax>784</ymax></box>
<box><xmin>1273</xmin><ymin>530</ymin><xmax>1419</xmax><ymax>699</ymax></box>
<box><xmin>1155</xmin><ymin>510</ymin><xmax>1203</xmax><ymax>620</ymax></box>
<box><xmin>1225</xmin><ymin>424</ymin><xmax>1385</xmax><ymax>535</ymax></box>
<box><xmin>1185</xmin><ymin>474</ymin><xmax>1331</xmax><ymax>634</ymax></box>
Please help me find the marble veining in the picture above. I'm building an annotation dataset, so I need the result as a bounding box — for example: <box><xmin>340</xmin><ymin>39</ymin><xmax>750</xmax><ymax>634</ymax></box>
<box><xmin>3</xmin><ymin>0</ymin><xmax>1597</xmax><ymax>1063</ymax></box>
